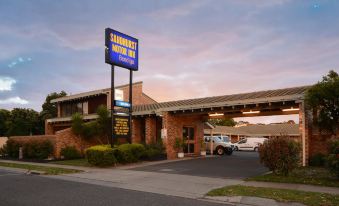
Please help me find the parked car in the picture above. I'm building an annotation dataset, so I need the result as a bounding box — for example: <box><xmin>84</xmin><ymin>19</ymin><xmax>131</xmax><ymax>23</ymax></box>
<box><xmin>233</xmin><ymin>137</ymin><xmax>268</xmax><ymax>152</ymax></box>
<box><xmin>204</xmin><ymin>136</ymin><xmax>233</xmax><ymax>155</ymax></box>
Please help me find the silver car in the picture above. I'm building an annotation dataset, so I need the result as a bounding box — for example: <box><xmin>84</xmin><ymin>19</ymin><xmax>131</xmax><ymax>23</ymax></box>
<box><xmin>204</xmin><ymin>136</ymin><xmax>233</xmax><ymax>155</ymax></box>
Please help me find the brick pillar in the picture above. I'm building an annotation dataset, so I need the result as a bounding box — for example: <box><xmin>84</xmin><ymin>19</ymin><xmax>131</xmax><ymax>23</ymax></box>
<box><xmin>162</xmin><ymin>112</ymin><xmax>179</xmax><ymax>159</ymax></box>
<box><xmin>57</xmin><ymin>103</ymin><xmax>61</xmax><ymax>117</ymax></box>
<box><xmin>45</xmin><ymin>120</ymin><xmax>54</xmax><ymax>135</ymax></box>
<box><xmin>132</xmin><ymin>118</ymin><xmax>141</xmax><ymax>143</ymax></box>
<box><xmin>299</xmin><ymin>101</ymin><xmax>312</xmax><ymax>166</ymax></box>
<box><xmin>145</xmin><ymin>117</ymin><xmax>156</xmax><ymax>144</ymax></box>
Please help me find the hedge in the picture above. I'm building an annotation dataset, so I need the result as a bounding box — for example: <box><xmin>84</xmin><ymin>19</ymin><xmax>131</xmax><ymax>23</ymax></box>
<box><xmin>5</xmin><ymin>138</ymin><xmax>54</xmax><ymax>159</ymax></box>
<box><xmin>85</xmin><ymin>145</ymin><xmax>117</xmax><ymax>167</ymax></box>
<box><xmin>61</xmin><ymin>146</ymin><xmax>82</xmax><ymax>160</ymax></box>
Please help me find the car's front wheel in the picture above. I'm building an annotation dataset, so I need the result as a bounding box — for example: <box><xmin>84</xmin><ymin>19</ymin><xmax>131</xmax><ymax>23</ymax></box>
<box><xmin>216</xmin><ymin>146</ymin><xmax>225</xmax><ymax>155</ymax></box>
<box><xmin>254</xmin><ymin>147</ymin><xmax>258</xmax><ymax>152</ymax></box>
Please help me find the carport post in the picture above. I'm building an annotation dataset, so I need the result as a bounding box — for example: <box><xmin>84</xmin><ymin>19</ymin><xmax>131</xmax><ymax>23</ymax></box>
<box><xmin>210</xmin><ymin>129</ymin><xmax>213</xmax><ymax>156</ymax></box>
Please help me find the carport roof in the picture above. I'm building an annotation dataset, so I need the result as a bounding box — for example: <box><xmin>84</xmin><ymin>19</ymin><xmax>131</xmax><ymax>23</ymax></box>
<box><xmin>205</xmin><ymin>124</ymin><xmax>300</xmax><ymax>137</ymax></box>
<box><xmin>133</xmin><ymin>85</ymin><xmax>310</xmax><ymax>115</ymax></box>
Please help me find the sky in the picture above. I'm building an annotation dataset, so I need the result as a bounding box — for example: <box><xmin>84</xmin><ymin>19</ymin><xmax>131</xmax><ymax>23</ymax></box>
<box><xmin>0</xmin><ymin>0</ymin><xmax>338</xmax><ymax>124</ymax></box>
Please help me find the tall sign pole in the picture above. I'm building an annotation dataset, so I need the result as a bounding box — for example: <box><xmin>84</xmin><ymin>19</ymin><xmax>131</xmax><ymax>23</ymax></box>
<box><xmin>105</xmin><ymin>28</ymin><xmax>138</xmax><ymax>146</ymax></box>
<box><xmin>111</xmin><ymin>65</ymin><xmax>115</xmax><ymax>147</ymax></box>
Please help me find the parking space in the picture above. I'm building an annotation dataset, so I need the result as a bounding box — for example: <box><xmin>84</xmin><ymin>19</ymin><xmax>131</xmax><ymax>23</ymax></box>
<box><xmin>130</xmin><ymin>151</ymin><xmax>268</xmax><ymax>179</ymax></box>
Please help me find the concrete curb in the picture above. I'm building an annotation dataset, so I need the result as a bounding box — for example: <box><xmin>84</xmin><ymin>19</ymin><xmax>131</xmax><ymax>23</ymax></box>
<box><xmin>204</xmin><ymin>196</ymin><xmax>306</xmax><ymax>206</ymax></box>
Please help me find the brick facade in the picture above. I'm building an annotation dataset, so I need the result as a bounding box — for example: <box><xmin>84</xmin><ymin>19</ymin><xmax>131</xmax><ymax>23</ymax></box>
<box><xmin>162</xmin><ymin>112</ymin><xmax>205</xmax><ymax>159</ymax></box>
<box><xmin>145</xmin><ymin>117</ymin><xmax>157</xmax><ymax>144</ymax></box>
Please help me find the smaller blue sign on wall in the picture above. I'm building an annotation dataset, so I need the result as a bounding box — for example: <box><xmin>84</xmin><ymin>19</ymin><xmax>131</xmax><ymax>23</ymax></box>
<box><xmin>114</xmin><ymin>100</ymin><xmax>131</xmax><ymax>108</ymax></box>
<box><xmin>105</xmin><ymin>28</ymin><xmax>138</xmax><ymax>71</ymax></box>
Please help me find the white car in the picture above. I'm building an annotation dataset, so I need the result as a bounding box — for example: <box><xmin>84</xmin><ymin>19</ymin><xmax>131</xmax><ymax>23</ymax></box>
<box><xmin>204</xmin><ymin>136</ymin><xmax>233</xmax><ymax>155</ymax></box>
<box><xmin>234</xmin><ymin>137</ymin><xmax>268</xmax><ymax>152</ymax></box>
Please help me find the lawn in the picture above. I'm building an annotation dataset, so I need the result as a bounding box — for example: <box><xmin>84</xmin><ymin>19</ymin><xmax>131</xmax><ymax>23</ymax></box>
<box><xmin>207</xmin><ymin>185</ymin><xmax>339</xmax><ymax>206</ymax></box>
<box><xmin>247</xmin><ymin>167</ymin><xmax>339</xmax><ymax>188</ymax></box>
<box><xmin>0</xmin><ymin>162</ymin><xmax>82</xmax><ymax>175</ymax></box>
<box><xmin>51</xmin><ymin>159</ymin><xmax>91</xmax><ymax>167</ymax></box>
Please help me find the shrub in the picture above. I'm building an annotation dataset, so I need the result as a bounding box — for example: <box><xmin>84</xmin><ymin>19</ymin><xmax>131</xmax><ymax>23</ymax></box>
<box><xmin>23</xmin><ymin>139</ymin><xmax>54</xmax><ymax>159</ymax></box>
<box><xmin>309</xmin><ymin>153</ymin><xmax>326</xmax><ymax>167</ymax></box>
<box><xmin>61</xmin><ymin>146</ymin><xmax>82</xmax><ymax>160</ymax></box>
<box><xmin>259</xmin><ymin>137</ymin><xmax>301</xmax><ymax>176</ymax></box>
<box><xmin>5</xmin><ymin>138</ymin><xmax>53</xmax><ymax>159</ymax></box>
<box><xmin>144</xmin><ymin>140</ymin><xmax>166</xmax><ymax>160</ymax></box>
<box><xmin>326</xmin><ymin>139</ymin><xmax>339</xmax><ymax>178</ymax></box>
<box><xmin>85</xmin><ymin>145</ymin><xmax>116</xmax><ymax>167</ymax></box>
<box><xmin>5</xmin><ymin>138</ymin><xmax>21</xmax><ymax>158</ymax></box>
<box><xmin>114</xmin><ymin>143</ymin><xmax>146</xmax><ymax>163</ymax></box>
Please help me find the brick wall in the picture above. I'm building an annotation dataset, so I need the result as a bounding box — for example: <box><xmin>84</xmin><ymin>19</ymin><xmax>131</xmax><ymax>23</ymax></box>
<box><xmin>162</xmin><ymin>112</ymin><xmax>205</xmax><ymax>159</ymax></box>
<box><xmin>145</xmin><ymin>117</ymin><xmax>156</xmax><ymax>144</ymax></box>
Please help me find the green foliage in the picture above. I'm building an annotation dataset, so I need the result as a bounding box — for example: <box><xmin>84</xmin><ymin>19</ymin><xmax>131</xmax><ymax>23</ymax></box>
<box><xmin>85</xmin><ymin>145</ymin><xmax>116</xmax><ymax>167</ymax></box>
<box><xmin>5</xmin><ymin>138</ymin><xmax>53</xmax><ymax>159</ymax></box>
<box><xmin>114</xmin><ymin>144</ymin><xmax>146</xmax><ymax>163</ymax></box>
<box><xmin>61</xmin><ymin>146</ymin><xmax>82</xmax><ymax>160</ymax></box>
<box><xmin>5</xmin><ymin>138</ymin><xmax>21</xmax><ymax>158</ymax></box>
<box><xmin>23</xmin><ymin>139</ymin><xmax>54</xmax><ymax>159</ymax></box>
<box><xmin>6</xmin><ymin>108</ymin><xmax>43</xmax><ymax>136</ymax></box>
<box><xmin>208</xmin><ymin>118</ymin><xmax>237</xmax><ymax>126</ymax></box>
<box><xmin>40</xmin><ymin>91</ymin><xmax>67</xmax><ymax>120</ymax></box>
<box><xmin>81</xmin><ymin>121</ymin><xmax>98</xmax><ymax>140</ymax></box>
<box><xmin>144</xmin><ymin>141</ymin><xmax>166</xmax><ymax>159</ymax></box>
<box><xmin>71</xmin><ymin>113</ymin><xmax>84</xmax><ymax>136</ymax></box>
<box><xmin>96</xmin><ymin>105</ymin><xmax>110</xmax><ymax>142</ymax></box>
<box><xmin>0</xmin><ymin>109</ymin><xmax>10</xmax><ymax>136</ymax></box>
<box><xmin>259</xmin><ymin>137</ymin><xmax>301</xmax><ymax>176</ymax></box>
<box><xmin>305</xmin><ymin>70</ymin><xmax>339</xmax><ymax>135</ymax></box>
<box><xmin>173</xmin><ymin>137</ymin><xmax>185</xmax><ymax>152</ymax></box>
<box><xmin>326</xmin><ymin>139</ymin><xmax>339</xmax><ymax>178</ymax></box>
<box><xmin>309</xmin><ymin>153</ymin><xmax>326</xmax><ymax>167</ymax></box>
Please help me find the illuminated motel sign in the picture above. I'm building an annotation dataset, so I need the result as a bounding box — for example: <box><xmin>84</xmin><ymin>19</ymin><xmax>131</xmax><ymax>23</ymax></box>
<box><xmin>105</xmin><ymin>28</ymin><xmax>138</xmax><ymax>71</ymax></box>
<box><xmin>105</xmin><ymin>28</ymin><xmax>138</xmax><ymax>142</ymax></box>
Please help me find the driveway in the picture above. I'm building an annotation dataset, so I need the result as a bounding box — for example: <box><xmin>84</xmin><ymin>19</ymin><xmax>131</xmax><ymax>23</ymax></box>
<box><xmin>130</xmin><ymin>151</ymin><xmax>268</xmax><ymax>179</ymax></box>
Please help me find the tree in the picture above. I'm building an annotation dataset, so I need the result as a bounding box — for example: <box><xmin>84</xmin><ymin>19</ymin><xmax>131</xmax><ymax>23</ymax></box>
<box><xmin>96</xmin><ymin>105</ymin><xmax>111</xmax><ymax>144</ymax></box>
<box><xmin>6</xmin><ymin>108</ymin><xmax>43</xmax><ymax>136</ymax></box>
<box><xmin>40</xmin><ymin>91</ymin><xmax>67</xmax><ymax>120</ymax></box>
<box><xmin>0</xmin><ymin>109</ymin><xmax>10</xmax><ymax>136</ymax></box>
<box><xmin>71</xmin><ymin>113</ymin><xmax>84</xmax><ymax>154</ymax></box>
<box><xmin>305</xmin><ymin>70</ymin><xmax>339</xmax><ymax>136</ymax></box>
<box><xmin>208</xmin><ymin>118</ymin><xmax>237</xmax><ymax>127</ymax></box>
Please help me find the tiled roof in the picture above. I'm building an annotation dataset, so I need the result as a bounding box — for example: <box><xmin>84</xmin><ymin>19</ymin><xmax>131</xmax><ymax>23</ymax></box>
<box><xmin>204</xmin><ymin>124</ymin><xmax>300</xmax><ymax>136</ymax></box>
<box><xmin>51</xmin><ymin>81</ymin><xmax>144</xmax><ymax>103</ymax></box>
<box><xmin>133</xmin><ymin>85</ymin><xmax>310</xmax><ymax>115</ymax></box>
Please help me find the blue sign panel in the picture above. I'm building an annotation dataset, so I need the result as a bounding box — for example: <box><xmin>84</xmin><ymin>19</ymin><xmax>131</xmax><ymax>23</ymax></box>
<box><xmin>105</xmin><ymin>28</ymin><xmax>138</xmax><ymax>71</ymax></box>
<box><xmin>114</xmin><ymin>100</ymin><xmax>131</xmax><ymax>108</ymax></box>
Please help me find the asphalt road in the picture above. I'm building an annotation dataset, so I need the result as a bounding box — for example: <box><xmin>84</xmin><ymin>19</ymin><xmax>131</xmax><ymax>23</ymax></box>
<box><xmin>0</xmin><ymin>169</ymin><xmax>228</xmax><ymax>206</ymax></box>
<box><xmin>131</xmin><ymin>151</ymin><xmax>268</xmax><ymax>179</ymax></box>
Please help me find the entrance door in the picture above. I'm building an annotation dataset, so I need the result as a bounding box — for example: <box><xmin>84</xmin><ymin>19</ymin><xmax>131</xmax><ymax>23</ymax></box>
<box><xmin>183</xmin><ymin>127</ymin><xmax>195</xmax><ymax>154</ymax></box>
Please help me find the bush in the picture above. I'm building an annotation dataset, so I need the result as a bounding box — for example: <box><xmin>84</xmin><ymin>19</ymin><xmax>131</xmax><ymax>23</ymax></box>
<box><xmin>114</xmin><ymin>143</ymin><xmax>146</xmax><ymax>163</ymax></box>
<box><xmin>5</xmin><ymin>138</ymin><xmax>21</xmax><ymax>158</ymax></box>
<box><xmin>326</xmin><ymin>139</ymin><xmax>339</xmax><ymax>178</ymax></box>
<box><xmin>5</xmin><ymin>138</ymin><xmax>53</xmax><ymax>159</ymax></box>
<box><xmin>61</xmin><ymin>146</ymin><xmax>82</xmax><ymax>160</ymax></box>
<box><xmin>85</xmin><ymin>145</ymin><xmax>116</xmax><ymax>167</ymax></box>
<box><xmin>144</xmin><ymin>141</ymin><xmax>166</xmax><ymax>160</ymax></box>
<box><xmin>309</xmin><ymin>153</ymin><xmax>326</xmax><ymax>167</ymax></box>
<box><xmin>23</xmin><ymin>139</ymin><xmax>54</xmax><ymax>159</ymax></box>
<box><xmin>259</xmin><ymin>138</ymin><xmax>301</xmax><ymax>176</ymax></box>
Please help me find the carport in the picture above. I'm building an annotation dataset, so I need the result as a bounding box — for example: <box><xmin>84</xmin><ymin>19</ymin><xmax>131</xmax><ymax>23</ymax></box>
<box><xmin>132</xmin><ymin>85</ymin><xmax>312</xmax><ymax>166</ymax></box>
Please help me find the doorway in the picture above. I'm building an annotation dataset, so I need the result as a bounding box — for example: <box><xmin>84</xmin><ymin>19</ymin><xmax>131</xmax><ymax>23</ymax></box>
<box><xmin>183</xmin><ymin>127</ymin><xmax>195</xmax><ymax>154</ymax></box>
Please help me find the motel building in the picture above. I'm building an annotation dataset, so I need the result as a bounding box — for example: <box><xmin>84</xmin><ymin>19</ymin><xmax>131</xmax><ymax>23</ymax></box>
<box><xmin>44</xmin><ymin>81</ymin><xmax>327</xmax><ymax>166</ymax></box>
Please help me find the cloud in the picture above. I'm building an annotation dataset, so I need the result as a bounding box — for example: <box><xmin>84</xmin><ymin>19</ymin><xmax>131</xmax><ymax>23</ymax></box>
<box><xmin>7</xmin><ymin>57</ymin><xmax>32</xmax><ymax>68</ymax></box>
<box><xmin>0</xmin><ymin>77</ymin><xmax>16</xmax><ymax>91</ymax></box>
<box><xmin>0</xmin><ymin>97</ymin><xmax>29</xmax><ymax>105</ymax></box>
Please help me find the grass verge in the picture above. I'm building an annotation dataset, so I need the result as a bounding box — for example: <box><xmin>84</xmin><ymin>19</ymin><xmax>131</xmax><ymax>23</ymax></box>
<box><xmin>247</xmin><ymin>167</ymin><xmax>339</xmax><ymax>187</ymax></box>
<box><xmin>207</xmin><ymin>185</ymin><xmax>339</xmax><ymax>206</ymax></box>
<box><xmin>0</xmin><ymin>162</ymin><xmax>82</xmax><ymax>175</ymax></box>
<box><xmin>51</xmin><ymin>159</ymin><xmax>90</xmax><ymax>167</ymax></box>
